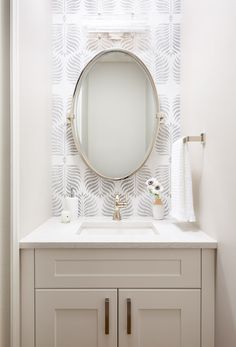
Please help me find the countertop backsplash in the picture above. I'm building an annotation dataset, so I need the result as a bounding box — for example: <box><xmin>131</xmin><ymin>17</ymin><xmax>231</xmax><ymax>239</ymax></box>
<box><xmin>52</xmin><ymin>0</ymin><xmax>181</xmax><ymax>218</ymax></box>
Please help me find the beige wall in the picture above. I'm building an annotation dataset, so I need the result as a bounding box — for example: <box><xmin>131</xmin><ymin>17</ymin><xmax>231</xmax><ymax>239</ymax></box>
<box><xmin>19</xmin><ymin>0</ymin><xmax>52</xmax><ymax>239</ymax></box>
<box><xmin>0</xmin><ymin>0</ymin><xmax>10</xmax><ymax>346</ymax></box>
<box><xmin>182</xmin><ymin>0</ymin><xmax>236</xmax><ymax>345</ymax></box>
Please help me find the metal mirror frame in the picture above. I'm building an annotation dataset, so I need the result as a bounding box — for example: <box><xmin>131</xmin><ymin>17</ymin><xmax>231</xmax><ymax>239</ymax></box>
<box><xmin>68</xmin><ymin>49</ymin><xmax>161</xmax><ymax>181</ymax></box>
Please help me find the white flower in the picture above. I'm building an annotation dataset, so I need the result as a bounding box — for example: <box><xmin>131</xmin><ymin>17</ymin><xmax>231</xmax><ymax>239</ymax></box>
<box><xmin>146</xmin><ymin>177</ymin><xmax>164</xmax><ymax>198</ymax></box>
<box><xmin>151</xmin><ymin>183</ymin><xmax>164</xmax><ymax>195</ymax></box>
<box><xmin>146</xmin><ymin>177</ymin><xmax>158</xmax><ymax>187</ymax></box>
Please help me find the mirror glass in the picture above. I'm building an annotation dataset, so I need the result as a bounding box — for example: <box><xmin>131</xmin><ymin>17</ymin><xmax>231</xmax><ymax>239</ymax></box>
<box><xmin>71</xmin><ymin>50</ymin><xmax>159</xmax><ymax>180</ymax></box>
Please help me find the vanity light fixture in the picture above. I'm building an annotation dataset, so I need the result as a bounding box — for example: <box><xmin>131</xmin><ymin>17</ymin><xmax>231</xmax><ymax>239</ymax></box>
<box><xmin>83</xmin><ymin>17</ymin><xmax>148</xmax><ymax>39</ymax></box>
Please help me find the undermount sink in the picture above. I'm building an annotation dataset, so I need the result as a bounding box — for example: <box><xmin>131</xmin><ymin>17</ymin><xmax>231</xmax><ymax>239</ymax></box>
<box><xmin>77</xmin><ymin>220</ymin><xmax>159</xmax><ymax>237</ymax></box>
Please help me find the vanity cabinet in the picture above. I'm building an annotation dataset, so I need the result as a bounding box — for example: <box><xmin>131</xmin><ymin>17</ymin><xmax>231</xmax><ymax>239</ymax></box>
<box><xmin>36</xmin><ymin>289</ymin><xmax>117</xmax><ymax>347</ymax></box>
<box><xmin>35</xmin><ymin>289</ymin><xmax>200</xmax><ymax>347</ymax></box>
<box><xmin>21</xmin><ymin>248</ymin><xmax>215</xmax><ymax>347</ymax></box>
<box><xmin>119</xmin><ymin>289</ymin><xmax>200</xmax><ymax>347</ymax></box>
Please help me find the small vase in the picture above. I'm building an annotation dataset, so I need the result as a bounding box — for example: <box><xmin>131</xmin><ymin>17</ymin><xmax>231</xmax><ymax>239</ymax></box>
<box><xmin>152</xmin><ymin>198</ymin><xmax>164</xmax><ymax>220</ymax></box>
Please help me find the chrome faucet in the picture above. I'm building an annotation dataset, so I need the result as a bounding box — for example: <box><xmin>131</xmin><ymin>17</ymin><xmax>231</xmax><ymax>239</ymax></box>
<box><xmin>113</xmin><ymin>194</ymin><xmax>127</xmax><ymax>221</ymax></box>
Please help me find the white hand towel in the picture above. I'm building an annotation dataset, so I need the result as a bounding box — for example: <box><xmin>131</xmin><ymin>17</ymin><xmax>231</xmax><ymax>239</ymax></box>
<box><xmin>170</xmin><ymin>138</ymin><xmax>196</xmax><ymax>222</ymax></box>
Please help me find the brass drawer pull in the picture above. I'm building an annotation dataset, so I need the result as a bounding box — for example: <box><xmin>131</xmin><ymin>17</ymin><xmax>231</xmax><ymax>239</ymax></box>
<box><xmin>105</xmin><ymin>298</ymin><xmax>109</xmax><ymax>335</ymax></box>
<box><xmin>127</xmin><ymin>298</ymin><xmax>131</xmax><ymax>334</ymax></box>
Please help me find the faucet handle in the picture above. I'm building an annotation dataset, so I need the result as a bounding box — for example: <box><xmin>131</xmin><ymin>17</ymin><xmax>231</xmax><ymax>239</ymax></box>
<box><xmin>114</xmin><ymin>193</ymin><xmax>128</xmax><ymax>202</ymax></box>
<box><xmin>115</xmin><ymin>193</ymin><xmax>120</xmax><ymax>203</ymax></box>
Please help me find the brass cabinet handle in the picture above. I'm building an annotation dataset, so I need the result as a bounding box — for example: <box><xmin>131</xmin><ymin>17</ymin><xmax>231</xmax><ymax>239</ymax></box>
<box><xmin>105</xmin><ymin>298</ymin><xmax>109</xmax><ymax>335</ymax></box>
<box><xmin>127</xmin><ymin>298</ymin><xmax>131</xmax><ymax>334</ymax></box>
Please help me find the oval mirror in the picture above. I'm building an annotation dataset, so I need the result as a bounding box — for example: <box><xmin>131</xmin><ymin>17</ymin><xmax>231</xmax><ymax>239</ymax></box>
<box><xmin>70</xmin><ymin>49</ymin><xmax>160</xmax><ymax>180</ymax></box>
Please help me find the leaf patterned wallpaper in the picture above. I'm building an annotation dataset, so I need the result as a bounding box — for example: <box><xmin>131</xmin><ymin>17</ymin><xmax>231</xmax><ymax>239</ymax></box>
<box><xmin>52</xmin><ymin>0</ymin><xmax>181</xmax><ymax>218</ymax></box>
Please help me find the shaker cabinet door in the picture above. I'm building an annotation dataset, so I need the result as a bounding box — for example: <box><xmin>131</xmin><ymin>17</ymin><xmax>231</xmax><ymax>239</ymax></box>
<box><xmin>119</xmin><ymin>289</ymin><xmax>200</xmax><ymax>347</ymax></box>
<box><xmin>36</xmin><ymin>289</ymin><xmax>117</xmax><ymax>347</ymax></box>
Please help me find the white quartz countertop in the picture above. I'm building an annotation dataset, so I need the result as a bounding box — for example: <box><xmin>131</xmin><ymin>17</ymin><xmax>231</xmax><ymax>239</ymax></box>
<box><xmin>19</xmin><ymin>217</ymin><xmax>217</xmax><ymax>249</ymax></box>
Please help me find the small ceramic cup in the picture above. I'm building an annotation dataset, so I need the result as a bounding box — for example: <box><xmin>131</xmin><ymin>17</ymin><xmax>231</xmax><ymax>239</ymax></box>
<box><xmin>152</xmin><ymin>198</ymin><xmax>164</xmax><ymax>220</ymax></box>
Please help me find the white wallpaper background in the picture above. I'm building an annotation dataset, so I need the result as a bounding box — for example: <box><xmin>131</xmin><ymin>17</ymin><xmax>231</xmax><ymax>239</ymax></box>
<box><xmin>52</xmin><ymin>0</ymin><xmax>181</xmax><ymax>218</ymax></box>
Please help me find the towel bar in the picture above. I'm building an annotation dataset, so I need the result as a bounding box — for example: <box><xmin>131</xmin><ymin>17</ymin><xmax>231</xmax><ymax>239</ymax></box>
<box><xmin>183</xmin><ymin>133</ymin><xmax>205</xmax><ymax>144</ymax></box>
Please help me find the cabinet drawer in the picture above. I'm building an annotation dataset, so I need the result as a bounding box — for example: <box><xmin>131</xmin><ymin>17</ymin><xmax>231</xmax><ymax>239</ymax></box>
<box><xmin>35</xmin><ymin>248</ymin><xmax>201</xmax><ymax>288</ymax></box>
